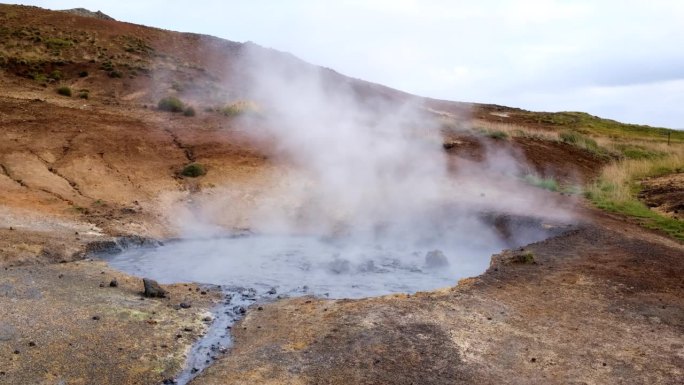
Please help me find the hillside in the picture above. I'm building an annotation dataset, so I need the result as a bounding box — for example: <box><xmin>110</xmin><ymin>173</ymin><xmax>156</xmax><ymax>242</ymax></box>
<box><xmin>0</xmin><ymin>4</ymin><xmax>682</xmax><ymax>385</ymax></box>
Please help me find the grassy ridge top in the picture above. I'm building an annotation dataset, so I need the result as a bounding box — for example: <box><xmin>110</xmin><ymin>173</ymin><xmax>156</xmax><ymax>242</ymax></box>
<box><xmin>517</xmin><ymin>111</ymin><xmax>682</xmax><ymax>142</ymax></box>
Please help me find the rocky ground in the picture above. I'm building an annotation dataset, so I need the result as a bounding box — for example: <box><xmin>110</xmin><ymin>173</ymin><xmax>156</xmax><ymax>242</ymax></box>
<box><xmin>0</xmin><ymin>260</ymin><xmax>220</xmax><ymax>385</ymax></box>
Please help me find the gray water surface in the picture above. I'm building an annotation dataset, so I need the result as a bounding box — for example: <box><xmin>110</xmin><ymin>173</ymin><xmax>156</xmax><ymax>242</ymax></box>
<box><xmin>105</xmin><ymin>234</ymin><xmax>492</xmax><ymax>298</ymax></box>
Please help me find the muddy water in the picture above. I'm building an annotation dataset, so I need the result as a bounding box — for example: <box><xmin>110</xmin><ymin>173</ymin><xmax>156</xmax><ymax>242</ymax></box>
<box><xmin>105</xmin><ymin>235</ymin><xmax>478</xmax><ymax>298</ymax></box>
<box><xmin>102</xmin><ymin>223</ymin><xmax>567</xmax><ymax>383</ymax></box>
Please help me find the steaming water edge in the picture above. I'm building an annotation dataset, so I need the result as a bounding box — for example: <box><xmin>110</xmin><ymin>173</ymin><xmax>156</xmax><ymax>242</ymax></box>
<box><xmin>101</xmin><ymin>223</ymin><xmax>565</xmax><ymax>384</ymax></box>
<box><xmin>106</xmin><ymin>234</ymin><xmax>492</xmax><ymax>298</ymax></box>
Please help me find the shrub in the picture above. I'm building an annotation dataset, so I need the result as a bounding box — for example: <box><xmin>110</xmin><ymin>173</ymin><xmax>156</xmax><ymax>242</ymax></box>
<box><xmin>56</xmin><ymin>86</ymin><xmax>72</xmax><ymax>97</ymax></box>
<box><xmin>158</xmin><ymin>97</ymin><xmax>184</xmax><ymax>112</ymax></box>
<box><xmin>183</xmin><ymin>106</ymin><xmax>196</xmax><ymax>117</ymax></box>
<box><xmin>78</xmin><ymin>70</ymin><xmax>89</xmax><ymax>77</ymax></box>
<box><xmin>181</xmin><ymin>163</ymin><xmax>206</xmax><ymax>177</ymax></box>
<box><xmin>79</xmin><ymin>91</ymin><xmax>89</xmax><ymax>99</ymax></box>
<box><xmin>48</xmin><ymin>70</ymin><xmax>62</xmax><ymax>81</ymax></box>
<box><xmin>108</xmin><ymin>70</ymin><xmax>122</xmax><ymax>78</ymax></box>
<box><xmin>512</xmin><ymin>251</ymin><xmax>535</xmax><ymax>264</ymax></box>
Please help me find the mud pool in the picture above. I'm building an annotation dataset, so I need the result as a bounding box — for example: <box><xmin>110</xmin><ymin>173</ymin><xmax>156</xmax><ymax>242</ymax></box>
<box><xmin>101</xmin><ymin>220</ymin><xmax>567</xmax><ymax>383</ymax></box>
<box><xmin>107</xmin><ymin>234</ymin><xmax>500</xmax><ymax>299</ymax></box>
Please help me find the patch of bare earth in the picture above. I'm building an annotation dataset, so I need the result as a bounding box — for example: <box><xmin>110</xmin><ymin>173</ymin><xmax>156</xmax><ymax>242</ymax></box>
<box><xmin>639</xmin><ymin>173</ymin><xmax>684</xmax><ymax>220</ymax></box>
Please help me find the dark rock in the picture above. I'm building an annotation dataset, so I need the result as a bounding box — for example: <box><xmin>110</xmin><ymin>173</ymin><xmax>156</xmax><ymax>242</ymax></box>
<box><xmin>99</xmin><ymin>283</ymin><xmax>105</xmax><ymax>288</ymax></box>
<box><xmin>28</xmin><ymin>341</ymin><xmax>36</xmax><ymax>347</ymax></box>
<box><xmin>143</xmin><ymin>278</ymin><xmax>167</xmax><ymax>298</ymax></box>
<box><xmin>13</xmin><ymin>350</ymin><xmax>20</xmax><ymax>354</ymax></box>
<box><xmin>425</xmin><ymin>250</ymin><xmax>449</xmax><ymax>268</ymax></box>
<box><xmin>179</xmin><ymin>302</ymin><xmax>191</xmax><ymax>309</ymax></box>
<box><xmin>183</xmin><ymin>327</ymin><xmax>193</xmax><ymax>332</ymax></box>
<box><xmin>267</xmin><ymin>287</ymin><xmax>277</xmax><ymax>295</ymax></box>
<box><xmin>109</xmin><ymin>279</ymin><xmax>118</xmax><ymax>287</ymax></box>
<box><xmin>92</xmin><ymin>315</ymin><xmax>100</xmax><ymax>320</ymax></box>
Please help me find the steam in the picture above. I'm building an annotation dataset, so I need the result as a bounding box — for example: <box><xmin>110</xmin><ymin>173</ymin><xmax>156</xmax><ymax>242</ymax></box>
<box><xmin>213</xmin><ymin>45</ymin><xmax>571</xmax><ymax>242</ymax></box>
<box><xmin>140</xmin><ymin>43</ymin><xmax>576</xmax><ymax>296</ymax></box>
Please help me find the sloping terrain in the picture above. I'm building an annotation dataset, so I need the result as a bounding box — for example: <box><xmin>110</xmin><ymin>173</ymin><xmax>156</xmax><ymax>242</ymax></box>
<box><xmin>0</xmin><ymin>4</ymin><xmax>682</xmax><ymax>385</ymax></box>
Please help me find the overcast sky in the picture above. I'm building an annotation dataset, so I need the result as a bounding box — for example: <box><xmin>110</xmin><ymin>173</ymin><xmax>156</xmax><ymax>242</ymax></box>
<box><xmin>7</xmin><ymin>1</ymin><xmax>684</xmax><ymax>128</ymax></box>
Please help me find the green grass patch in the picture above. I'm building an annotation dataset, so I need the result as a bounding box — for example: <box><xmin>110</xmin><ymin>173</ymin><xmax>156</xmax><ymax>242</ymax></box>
<box><xmin>44</xmin><ymin>37</ymin><xmax>73</xmax><ymax>50</ymax></box>
<box><xmin>486</xmin><ymin>130</ymin><xmax>508</xmax><ymax>140</ymax></box>
<box><xmin>523</xmin><ymin>174</ymin><xmax>559</xmax><ymax>191</ymax></box>
<box><xmin>587</xmin><ymin>188</ymin><xmax>684</xmax><ymax>240</ymax></box>
<box><xmin>613</xmin><ymin>144</ymin><xmax>665</xmax><ymax>160</ymax></box>
<box><xmin>518</xmin><ymin>110</ymin><xmax>683</xmax><ymax>143</ymax></box>
<box><xmin>558</xmin><ymin>130</ymin><xmax>609</xmax><ymax>157</ymax></box>
<box><xmin>473</xmin><ymin>126</ymin><xmax>509</xmax><ymax>140</ymax></box>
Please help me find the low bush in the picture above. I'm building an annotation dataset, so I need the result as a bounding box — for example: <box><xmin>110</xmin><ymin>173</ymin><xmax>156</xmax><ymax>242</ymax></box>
<box><xmin>181</xmin><ymin>163</ymin><xmax>206</xmax><ymax>177</ymax></box>
<box><xmin>56</xmin><ymin>86</ymin><xmax>72</xmax><ymax>97</ymax></box>
<box><xmin>158</xmin><ymin>97</ymin><xmax>184</xmax><ymax>112</ymax></box>
<box><xmin>183</xmin><ymin>106</ymin><xmax>196</xmax><ymax>117</ymax></box>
